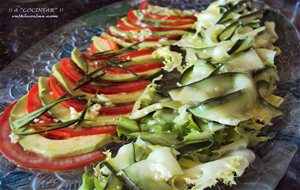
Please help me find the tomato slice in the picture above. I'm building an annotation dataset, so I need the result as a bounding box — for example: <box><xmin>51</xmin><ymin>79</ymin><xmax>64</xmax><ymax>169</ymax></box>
<box><xmin>117</xmin><ymin>49</ymin><xmax>154</xmax><ymax>59</ymax></box>
<box><xmin>34</xmin><ymin>125</ymin><xmax>116</xmax><ymax>138</ymax></box>
<box><xmin>0</xmin><ymin>102</ymin><xmax>108</xmax><ymax>171</ymax></box>
<box><xmin>100</xmin><ymin>102</ymin><xmax>134</xmax><ymax>115</ymax></box>
<box><xmin>126</xmin><ymin>9</ymin><xmax>185</xmax><ymax>32</ymax></box>
<box><xmin>59</xmin><ymin>58</ymin><xmax>99</xmax><ymax>94</ymax></box>
<box><xmin>117</xmin><ymin>19</ymin><xmax>142</xmax><ymax>31</ymax></box>
<box><xmin>106</xmin><ymin>29</ymin><xmax>133</xmax><ymax>42</ymax></box>
<box><xmin>127</xmin><ymin>9</ymin><xmax>153</xmax><ymax>29</ymax></box>
<box><xmin>139</xmin><ymin>1</ymin><xmax>148</xmax><ymax>10</ymax></box>
<box><xmin>90</xmin><ymin>42</ymin><xmax>99</xmax><ymax>54</ymax></box>
<box><xmin>93</xmin><ymin>80</ymin><xmax>150</xmax><ymax>94</ymax></box>
<box><xmin>60</xmin><ymin>58</ymin><xmax>150</xmax><ymax>94</ymax></box>
<box><xmin>139</xmin><ymin>1</ymin><xmax>196</xmax><ymax>21</ymax></box>
<box><xmin>27</xmin><ymin>83</ymin><xmax>51</xmax><ymax>120</ymax></box>
<box><xmin>145</xmin><ymin>12</ymin><xmax>196</xmax><ymax>22</ymax></box>
<box><xmin>104</xmin><ymin>62</ymin><xmax>163</xmax><ymax>74</ymax></box>
<box><xmin>49</xmin><ymin>75</ymin><xmax>87</xmax><ymax>111</ymax></box>
<box><xmin>27</xmin><ymin>83</ymin><xmax>42</xmax><ymax>113</ymax></box>
<box><xmin>89</xmin><ymin>43</ymin><xmax>154</xmax><ymax>60</ymax></box>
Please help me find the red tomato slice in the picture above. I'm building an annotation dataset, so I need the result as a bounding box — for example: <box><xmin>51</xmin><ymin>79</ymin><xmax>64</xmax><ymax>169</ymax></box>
<box><xmin>26</xmin><ymin>83</ymin><xmax>51</xmax><ymax>120</ymax></box>
<box><xmin>0</xmin><ymin>103</ymin><xmax>107</xmax><ymax>171</ymax></box>
<box><xmin>127</xmin><ymin>8</ymin><xmax>153</xmax><ymax>29</ymax></box>
<box><xmin>126</xmin><ymin>9</ymin><xmax>177</xmax><ymax>32</ymax></box>
<box><xmin>27</xmin><ymin>83</ymin><xmax>42</xmax><ymax>113</ymax></box>
<box><xmin>89</xmin><ymin>48</ymin><xmax>154</xmax><ymax>60</ymax></box>
<box><xmin>34</xmin><ymin>125</ymin><xmax>116</xmax><ymax>138</ymax></box>
<box><xmin>126</xmin><ymin>9</ymin><xmax>190</xmax><ymax>31</ymax></box>
<box><xmin>49</xmin><ymin>75</ymin><xmax>86</xmax><ymax>112</ymax></box>
<box><xmin>93</xmin><ymin>80</ymin><xmax>149</xmax><ymax>94</ymax></box>
<box><xmin>139</xmin><ymin>1</ymin><xmax>196</xmax><ymax>21</ymax></box>
<box><xmin>104</xmin><ymin>62</ymin><xmax>163</xmax><ymax>74</ymax></box>
<box><xmin>59</xmin><ymin>58</ymin><xmax>98</xmax><ymax>94</ymax></box>
<box><xmin>117</xmin><ymin>19</ymin><xmax>142</xmax><ymax>31</ymax></box>
<box><xmin>145</xmin><ymin>12</ymin><xmax>196</xmax><ymax>22</ymax></box>
<box><xmin>60</xmin><ymin>58</ymin><xmax>85</xmax><ymax>83</ymax></box>
<box><xmin>100</xmin><ymin>102</ymin><xmax>134</xmax><ymax>115</ymax></box>
<box><xmin>106</xmin><ymin>29</ymin><xmax>133</xmax><ymax>43</ymax></box>
<box><xmin>60</xmin><ymin>58</ymin><xmax>150</xmax><ymax>94</ymax></box>
<box><xmin>90</xmin><ymin>42</ymin><xmax>99</xmax><ymax>54</ymax></box>
<box><xmin>139</xmin><ymin>1</ymin><xmax>148</xmax><ymax>10</ymax></box>
<box><xmin>116</xmin><ymin>49</ymin><xmax>154</xmax><ymax>59</ymax></box>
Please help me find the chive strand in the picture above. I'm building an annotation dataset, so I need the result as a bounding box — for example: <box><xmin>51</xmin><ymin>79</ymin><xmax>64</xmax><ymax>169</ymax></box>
<box><xmin>76</xmin><ymin>99</ymin><xmax>92</xmax><ymax>126</ymax></box>
<box><xmin>91</xmin><ymin>41</ymin><xmax>143</xmax><ymax>59</ymax></box>
<box><xmin>73</xmin><ymin>73</ymin><xmax>106</xmax><ymax>91</ymax></box>
<box><xmin>12</xmin><ymin>94</ymin><xmax>85</xmax><ymax>129</ymax></box>
<box><xmin>15</xmin><ymin>119</ymin><xmax>78</xmax><ymax>136</ymax></box>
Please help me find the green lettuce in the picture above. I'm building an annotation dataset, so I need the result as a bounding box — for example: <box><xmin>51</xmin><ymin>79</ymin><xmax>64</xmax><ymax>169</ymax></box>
<box><xmin>153</xmin><ymin>46</ymin><xmax>184</xmax><ymax>72</ymax></box>
<box><xmin>181</xmin><ymin>149</ymin><xmax>255</xmax><ymax>190</ymax></box>
<box><xmin>78</xmin><ymin>173</ymin><xmax>95</xmax><ymax>190</ymax></box>
<box><xmin>132</xmin><ymin>75</ymin><xmax>162</xmax><ymax>111</ymax></box>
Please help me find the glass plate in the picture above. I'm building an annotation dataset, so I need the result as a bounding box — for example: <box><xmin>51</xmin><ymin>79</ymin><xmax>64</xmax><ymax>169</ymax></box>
<box><xmin>0</xmin><ymin>0</ymin><xmax>299</xmax><ymax>189</ymax></box>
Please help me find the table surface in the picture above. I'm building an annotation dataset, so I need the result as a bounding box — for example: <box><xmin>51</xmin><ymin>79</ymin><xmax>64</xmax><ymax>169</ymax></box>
<box><xmin>0</xmin><ymin>0</ymin><xmax>299</xmax><ymax>189</ymax></box>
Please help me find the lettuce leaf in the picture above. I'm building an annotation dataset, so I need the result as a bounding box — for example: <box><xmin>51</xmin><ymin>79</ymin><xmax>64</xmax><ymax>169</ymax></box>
<box><xmin>153</xmin><ymin>46</ymin><xmax>184</xmax><ymax>72</ymax></box>
<box><xmin>132</xmin><ymin>75</ymin><xmax>163</xmax><ymax>111</ymax></box>
<box><xmin>182</xmin><ymin>149</ymin><xmax>255</xmax><ymax>190</ymax></box>
<box><xmin>78</xmin><ymin>173</ymin><xmax>95</xmax><ymax>190</ymax></box>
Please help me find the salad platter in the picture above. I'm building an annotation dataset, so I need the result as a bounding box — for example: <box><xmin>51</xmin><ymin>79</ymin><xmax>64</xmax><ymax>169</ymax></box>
<box><xmin>0</xmin><ymin>0</ymin><xmax>299</xmax><ymax>189</ymax></box>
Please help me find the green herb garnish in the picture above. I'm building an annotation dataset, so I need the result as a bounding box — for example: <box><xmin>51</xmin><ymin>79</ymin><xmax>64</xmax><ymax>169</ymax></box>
<box><xmin>12</xmin><ymin>94</ymin><xmax>85</xmax><ymax>130</ymax></box>
<box><xmin>82</xmin><ymin>54</ymin><xmax>89</xmax><ymax>74</ymax></box>
<box><xmin>16</xmin><ymin>99</ymin><xmax>93</xmax><ymax>136</ymax></box>
<box><xmin>15</xmin><ymin>119</ymin><xmax>78</xmax><ymax>136</ymax></box>
<box><xmin>76</xmin><ymin>99</ymin><xmax>92</xmax><ymax>127</ymax></box>
<box><xmin>76</xmin><ymin>58</ymin><xmax>138</xmax><ymax>85</ymax></box>
<box><xmin>91</xmin><ymin>41</ymin><xmax>143</xmax><ymax>59</ymax></box>
<box><xmin>74</xmin><ymin>73</ymin><xmax>106</xmax><ymax>90</ymax></box>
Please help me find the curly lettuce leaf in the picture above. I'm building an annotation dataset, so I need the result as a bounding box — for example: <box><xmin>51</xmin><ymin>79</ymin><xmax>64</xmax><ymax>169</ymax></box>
<box><xmin>182</xmin><ymin>149</ymin><xmax>255</xmax><ymax>190</ymax></box>
<box><xmin>132</xmin><ymin>75</ymin><xmax>163</xmax><ymax>111</ymax></box>
<box><xmin>117</xmin><ymin>117</ymin><xmax>140</xmax><ymax>136</ymax></box>
<box><xmin>153</xmin><ymin>46</ymin><xmax>184</xmax><ymax>72</ymax></box>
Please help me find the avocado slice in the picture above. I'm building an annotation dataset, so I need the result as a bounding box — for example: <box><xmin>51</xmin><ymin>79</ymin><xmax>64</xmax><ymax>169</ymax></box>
<box><xmin>101</xmin><ymin>33</ymin><xmax>176</xmax><ymax>49</ymax></box>
<box><xmin>9</xmin><ymin>95</ymin><xmax>114</xmax><ymax>158</ymax></box>
<box><xmin>109</xmin><ymin>26</ymin><xmax>188</xmax><ymax>41</ymax></box>
<box><xmin>82</xmin><ymin>48</ymin><xmax>161</xmax><ymax>68</ymax></box>
<box><xmin>71</xmin><ymin>48</ymin><xmax>162</xmax><ymax>81</ymax></box>
<box><xmin>90</xmin><ymin>35</ymin><xmax>112</xmax><ymax>52</ymax></box>
<box><xmin>38</xmin><ymin>76</ymin><xmax>129</xmax><ymax>125</ymax></box>
<box><xmin>51</xmin><ymin>64</ymin><xmax>145</xmax><ymax>103</ymax></box>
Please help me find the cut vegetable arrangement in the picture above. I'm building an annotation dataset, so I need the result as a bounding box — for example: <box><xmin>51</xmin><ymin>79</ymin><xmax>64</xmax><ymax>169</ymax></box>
<box><xmin>0</xmin><ymin>0</ymin><xmax>195</xmax><ymax>171</ymax></box>
<box><xmin>0</xmin><ymin>0</ymin><xmax>284</xmax><ymax>189</ymax></box>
